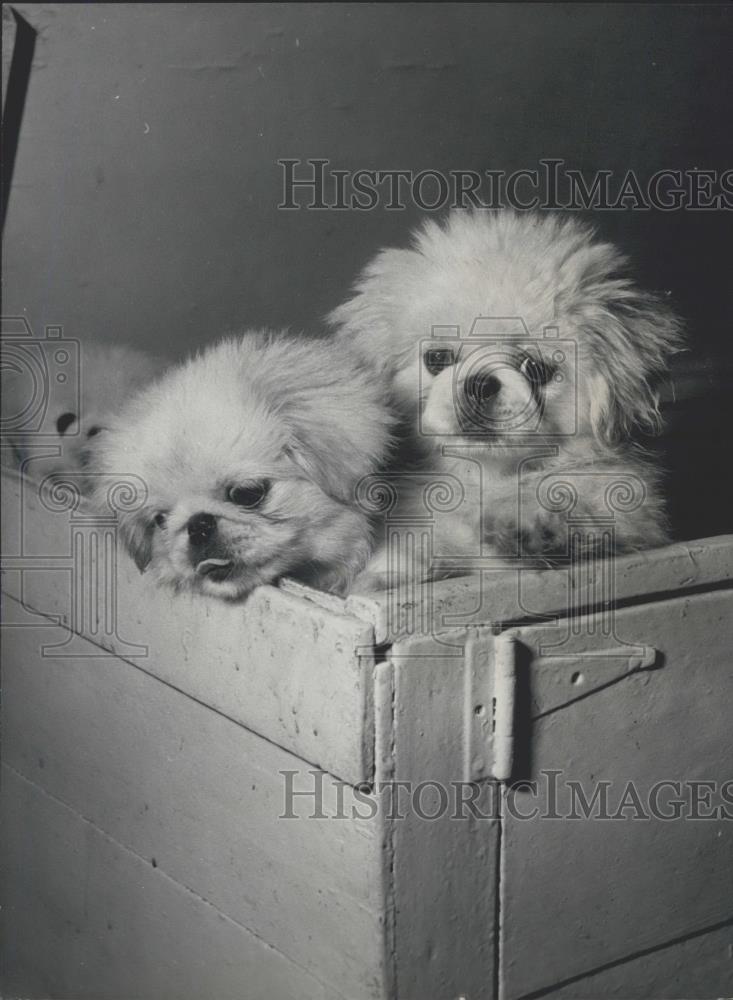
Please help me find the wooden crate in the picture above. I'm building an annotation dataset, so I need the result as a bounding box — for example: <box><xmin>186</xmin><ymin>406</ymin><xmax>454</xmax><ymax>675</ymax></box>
<box><xmin>2</xmin><ymin>467</ymin><xmax>732</xmax><ymax>1000</ymax></box>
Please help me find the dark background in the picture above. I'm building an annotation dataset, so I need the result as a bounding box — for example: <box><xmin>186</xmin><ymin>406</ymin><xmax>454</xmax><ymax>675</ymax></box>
<box><xmin>3</xmin><ymin>2</ymin><xmax>732</xmax><ymax>536</ymax></box>
<box><xmin>4</xmin><ymin>3</ymin><xmax>732</xmax><ymax>357</ymax></box>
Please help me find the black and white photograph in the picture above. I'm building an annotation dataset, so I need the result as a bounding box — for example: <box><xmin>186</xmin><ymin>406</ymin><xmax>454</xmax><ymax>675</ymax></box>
<box><xmin>1</xmin><ymin>3</ymin><xmax>732</xmax><ymax>998</ymax></box>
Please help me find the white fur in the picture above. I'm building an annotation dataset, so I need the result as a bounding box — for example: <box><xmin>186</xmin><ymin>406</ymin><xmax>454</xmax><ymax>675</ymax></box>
<box><xmin>329</xmin><ymin>210</ymin><xmax>684</xmax><ymax>588</ymax></box>
<box><xmin>2</xmin><ymin>342</ymin><xmax>164</xmax><ymax>489</ymax></box>
<box><xmin>92</xmin><ymin>331</ymin><xmax>393</xmax><ymax>600</ymax></box>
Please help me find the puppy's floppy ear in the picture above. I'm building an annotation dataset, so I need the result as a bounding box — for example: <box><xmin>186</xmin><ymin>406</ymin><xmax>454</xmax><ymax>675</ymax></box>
<box><xmin>119</xmin><ymin>514</ymin><xmax>155</xmax><ymax>574</ymax></box>
<box><xmin>268</xmin><ymin>336</ymin><xmax>393</xmax><ymax>505</ymax></box>
<box><xmin>283</xmin><ymin>391</ymin><xmax>392</xmax><ymax>505</ymax></box>
<box><xmin>284</xmin><ymin>432</ymin><xmax>355</xmax><ymax>504</ymax></box>
<box><xmin>90</xmin><ymin>463</ymin><xmax>154</xmax><ymax>573</ymax></box>
<box><xmin>584</xmin><ymin>290</ymin><xmax>684</xmax><ymax>445</ymax></box>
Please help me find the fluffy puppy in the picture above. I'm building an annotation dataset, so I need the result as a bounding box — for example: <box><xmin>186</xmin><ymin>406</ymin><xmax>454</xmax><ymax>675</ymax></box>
<box><xmin>92</xmin><ymin>331</ymin><xmax>392</xmax><ymax>600</ymax></box>
<box><xmin>329</xmin><ymin>211</ymin><xmax>684</xmax><ymax>587</ymax></box>
<box><xmin>2</xmin><ymin>342</ymin><xmax>164</xmax><ymax>489</ymax></box>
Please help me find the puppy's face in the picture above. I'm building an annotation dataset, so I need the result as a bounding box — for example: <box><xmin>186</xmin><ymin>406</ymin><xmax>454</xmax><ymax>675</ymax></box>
<box><xmin>408</xmin><ymin>332</ymin><xmax>580</xmax><ymax>447</ymax></box>
<box><xmin>96</xmin><ymin>334</ymin><xmax>390</xmax><ymax>599</ymax></box>
<box><xmin>128</xmin><ymin>449</ymin><xmax>360</xmax><ymax>600</ymax></box>
<box><xmin>104</xmin><ymin>414</ymin><xmax>370</xmax><ymax>600</ymax></box>
<box><xmin>0</xmin><ymin>385</ymin><xmax>112</xmax><ymax>487</ymax></box>
<box><xmin>332</xmin><ymin>212</ymin><xmax>683</xmax><ymax>457</ymax></box>
<box><xmin>1</xmin><ymin>343</ymin><xmax>162</xmax><ymax>489</ymax></box>
<box><xmin>49</xmin><ymin>408</ymin><xmax>108</xmax><ymax>480</ymax></box>
<box><xmin>0</xmin><ymin>396</ymin><xmax>100</xmax><ymax>478</ymax></box>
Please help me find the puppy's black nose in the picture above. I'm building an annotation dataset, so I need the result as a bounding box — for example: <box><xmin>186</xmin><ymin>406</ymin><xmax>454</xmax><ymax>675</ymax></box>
<box><xmin>187</xmin><ymin>512</ymin><xmax>217</xmax><ymax>546</ymax></box>
<box><xmin>464</xmin><ymin>372</ymin><xmax>501</xmax><ymax>406</ymax></box>
<box><xmin>56</xmin><ymin>411</ymin><xmax>77</xmax><ymax>436</ymax></box>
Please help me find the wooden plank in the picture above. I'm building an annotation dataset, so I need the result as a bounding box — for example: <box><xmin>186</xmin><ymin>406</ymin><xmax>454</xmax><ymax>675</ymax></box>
<box><xmin>500</xmin><ymin>588</ymin><xmax>733</xmax><ymax>999</ymax></box>
<box><xmin>1</xmin><ymin>607</ymin><xmax>388</xmax><ymax>998</ymax></box>
<box><xmin>537</xmin><ymin>920</ymin><xmax>733</xmax><ymax>1000</ymax></box>
<box><xmin>348</xmin><ymin>534</ymin><xmax>733</xmax><ymax>645</ymax></box>
<box><xmin>1</xmin><ymin>766</ymin><xmax>349</xmax><ymax>1000</ymax></box>
<box><xmin>1</xmin><ymin>469</ymin><xmax>376</xmax><ymax>784</ymax></box>
<box><xmin>385</xmin><ymin>631</ymin><xmax>500</xmax><ymax>1000</ymax></box>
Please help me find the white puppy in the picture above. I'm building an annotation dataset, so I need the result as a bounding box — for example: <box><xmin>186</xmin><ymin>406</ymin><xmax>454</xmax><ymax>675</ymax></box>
<box><xmin>330</xmin><ymin>211</ymin><xmax>684</xmax><ymax>587</ymax></box>
<box><xmin>93</xmin><ymin>331</ymin><xmax>392</xmax><ymax>600</ymax></box>
<box><xmin>2</xmin><ymin>341</ymin><xmax>164</xmax><ymax>490</ymax></box>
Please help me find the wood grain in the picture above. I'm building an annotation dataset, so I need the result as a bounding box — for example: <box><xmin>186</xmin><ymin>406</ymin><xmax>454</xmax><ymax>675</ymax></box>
<box><xmin>500</xmin><ymin>588</ymin><xmax>733</xmax><ymax>999</ymax></box>
<box><xmin>1</xmin><ymin>469</ymin><xmax>377</xmax><ymax>784</ymax></box>
<box><xmin>2</xmin><ymin>766</ymin><xmax>350</xmax><ymax>1000</ymax></box>
<box><xmin>386</xmin><ymin>632</ymin><xmax>500</xmax><ymax>1000</ymax></box>
<box><xmin>2</xmin><ymin>607</ymin><xmax>388</xmax><ymax>997</ymax></box>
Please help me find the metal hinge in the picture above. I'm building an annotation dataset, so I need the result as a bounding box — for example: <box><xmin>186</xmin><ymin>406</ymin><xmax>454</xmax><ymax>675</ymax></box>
<box><xmin>465</xmin><ymin>630</ymin><xmax>659</xmax><ymax>784</ymax></box>
<box><xmin>464</xmin><ymin>630</ymin><xmax>517</xmax><ymax>784</ymax></box>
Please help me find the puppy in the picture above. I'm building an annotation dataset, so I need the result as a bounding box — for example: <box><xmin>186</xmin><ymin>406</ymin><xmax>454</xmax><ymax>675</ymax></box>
<box><xmin>93</xmin><ymin>331</ymin><xmax>392</xmax><ymax>599</ymax></box>
<box><xmin>1</xmin><ymin>342</ymin><xmax>164</xmax><ymax>490</ymax></box>
<box><xmin>329</xmin><ymin>211</ymin><xmax>684</xmax><ymax>588</ymax></box>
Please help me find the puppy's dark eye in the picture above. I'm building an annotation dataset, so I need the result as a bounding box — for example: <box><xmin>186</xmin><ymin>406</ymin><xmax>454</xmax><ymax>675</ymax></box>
<box><xmin>227</xmin><ymin>480</ymin><xmax>270</xmax><ymax>509</ymax></box>
<box><xmin>56</xmin><ymin>412</ymin><xmax>77</xmax><ymax>435</ymax></box>
<box><xmin>154</xmin><ymin>512</ymin><xmax>167</xmax><ymax>528</ymax></box>
<box><xmin>423</xmin><ymin>348</ymin><xmax>456</xmax><ymax>376</ymax></box>
<box><xmin>86</xmin><ymin>425</ymin><xmax>103</xmax><ymax>438</ymax></box>
<box><xmin>519</xmin><ymin>354</ymin><xmax>553</xmax><ymax>386</ymax></box>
